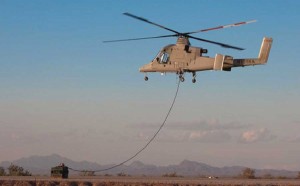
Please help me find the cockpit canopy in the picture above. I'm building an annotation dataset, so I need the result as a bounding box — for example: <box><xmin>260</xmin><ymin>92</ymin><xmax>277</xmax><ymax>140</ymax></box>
<box><xmin>160</xmin><ymin>52</ymin><xmax>169</xmax><ymax>63</ymax></box>
<box><xmin>153</xmin><ymin>44</ymin><xmax>174</xmax><ymax>64</ymax></box>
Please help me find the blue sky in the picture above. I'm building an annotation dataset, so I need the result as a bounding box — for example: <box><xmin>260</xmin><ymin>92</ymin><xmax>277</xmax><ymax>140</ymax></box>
<box><xmin>1</xmin><ymin>0</ymin><xmax>300</xmax><ymax>171</ymax></box>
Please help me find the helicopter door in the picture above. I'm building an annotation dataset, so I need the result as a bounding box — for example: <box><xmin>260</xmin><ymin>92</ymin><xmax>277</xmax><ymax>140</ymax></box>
<box><xmin>160</xmin><ymin>52</ymin><xmax>169</xmax><ymax>64</ymax></box>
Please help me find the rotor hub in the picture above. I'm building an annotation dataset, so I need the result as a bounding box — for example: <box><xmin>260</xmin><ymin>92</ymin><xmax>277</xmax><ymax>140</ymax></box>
<box><xmin>176</xmin><ymin>36</ymin><xmax>190</xmax><ymax>46</ymax></box>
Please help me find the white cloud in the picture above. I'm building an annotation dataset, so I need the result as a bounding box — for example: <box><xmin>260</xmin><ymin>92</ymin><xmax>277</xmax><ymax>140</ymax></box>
<box><xmin>132</xmin><ymin>120</ymin><xmax>250</xmax><ymax>131</ymax></box>
<box><xmin>137</xmin><ymin>132</ymin><xmax>150</xmax><ymax>141</ymax></box>
<box><xmin>239</xmin><ymin>128</ymin><xmax>276</xmax><ymax>143</ymax></box>
<box><xmin>132</xmin><ymin>119</ymin><xmax>250</xmax><ymax>143</ymax></box>
<box><xmin>135</xmin><ymin>129</ymin><xmax>231</xmax><ymax>143</ymax></box>
<box><xmin>10</xmin><ymin>133</ymin><xmax>21</xmax><ymax>141</ymax></box>
<box><xmin>287</xmin><ymin>136</ymin><xmax>300</xmax><ymax>143</ymax></box>
<box><xmin>188</xmin><ymin>130</ymin><xmax>231</xmax><ymax>143</ymax></box>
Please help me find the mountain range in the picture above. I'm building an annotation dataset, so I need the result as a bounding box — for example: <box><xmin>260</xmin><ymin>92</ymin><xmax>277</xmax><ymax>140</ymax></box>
<box><xmin>0</xmin><ymin>154</ymin><xmax>298</xmax><ymax>178</ymax></box>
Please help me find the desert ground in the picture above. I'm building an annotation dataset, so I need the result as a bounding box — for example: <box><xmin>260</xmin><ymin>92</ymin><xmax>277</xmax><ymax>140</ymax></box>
<box><xmin>1</xmin><ymin>176</ymin><xmax>300</xmax><ymax>186</ymax></box>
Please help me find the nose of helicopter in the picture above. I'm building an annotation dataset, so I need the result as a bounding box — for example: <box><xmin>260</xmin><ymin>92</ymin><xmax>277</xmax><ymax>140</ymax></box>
<box><xmin>139</xmin><ymin>63</ymin><xmax>152</xmax><ymax>72</ymax></box>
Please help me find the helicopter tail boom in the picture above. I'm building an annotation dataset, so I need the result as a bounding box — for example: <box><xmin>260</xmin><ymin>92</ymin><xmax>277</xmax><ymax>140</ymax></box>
<box><xmin>232</xmin><ymin>37</ymin><xmax>273</xmax><ymax>67</ymax></box>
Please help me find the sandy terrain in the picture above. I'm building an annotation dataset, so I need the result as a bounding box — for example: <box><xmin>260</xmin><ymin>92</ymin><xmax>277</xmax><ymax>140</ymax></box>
<box><xmin>1</xmin><ymin>176</ymin><xmax>300</xmax><ymax>186</ymax></box>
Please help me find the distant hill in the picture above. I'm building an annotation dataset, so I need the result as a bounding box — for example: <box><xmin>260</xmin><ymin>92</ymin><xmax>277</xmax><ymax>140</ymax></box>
<box><xmin>0</xmin><ymin>154</ymin><xmax>298</xmax><ymax>178</ymax></box>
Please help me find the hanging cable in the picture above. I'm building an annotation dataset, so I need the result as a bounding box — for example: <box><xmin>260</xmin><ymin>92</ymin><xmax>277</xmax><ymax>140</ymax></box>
<box><xmin>69</xmin><ymin>79</ymin><xmax>181</xmax><ymax>173</ymax></box>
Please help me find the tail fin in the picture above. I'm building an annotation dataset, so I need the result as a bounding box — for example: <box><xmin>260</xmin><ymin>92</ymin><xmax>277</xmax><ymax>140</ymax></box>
<box><xmin>232</xmin><ymin>37</ymin><xmax>273</xmax><ymax>67</ymax></box>
<box><xmin>258</xmin><ymin>37</ymin><xmax>273</xmax><ymax>64</ymax></box>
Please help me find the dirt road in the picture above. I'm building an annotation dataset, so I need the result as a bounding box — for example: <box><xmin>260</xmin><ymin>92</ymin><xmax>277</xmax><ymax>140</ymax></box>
<box><xmin>1</xmin><ymin>176</ymin><xmax>300</xmax><ymax>186</ymax></box>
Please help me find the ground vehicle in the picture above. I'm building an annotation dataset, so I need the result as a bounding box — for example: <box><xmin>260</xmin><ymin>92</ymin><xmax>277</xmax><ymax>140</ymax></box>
<box><xmin>51</xmin><ymin>163</ymin><xmax>69</xmax><ymax>179</ymax></box>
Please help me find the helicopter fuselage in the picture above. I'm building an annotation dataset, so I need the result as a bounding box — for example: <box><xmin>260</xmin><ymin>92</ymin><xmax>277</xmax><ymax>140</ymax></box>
<box><xmin>104</xmin><ymin>13</ymin><xmax>272</xmax><ymax>83</ymax></box>
<box><xmin>139</xmin><ymin>37</ymin><xmax>272</xmax><ymax>81</ymax></box>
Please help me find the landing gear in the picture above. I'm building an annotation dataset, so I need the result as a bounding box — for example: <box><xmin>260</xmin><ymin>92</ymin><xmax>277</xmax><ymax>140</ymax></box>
<box><xmin>179</xmin><ymin>73</ymin><xmax>185</xmax><ymax>82</ymax></box>
<box><xmin>192</xmin><ymin>72</ymin><xmax>197</xmax><ymax>83</ymax></box>
<box><xmin>144</xmin><ymin>76</ymin><xmax>148</xmax><ymax>81</ymax></box>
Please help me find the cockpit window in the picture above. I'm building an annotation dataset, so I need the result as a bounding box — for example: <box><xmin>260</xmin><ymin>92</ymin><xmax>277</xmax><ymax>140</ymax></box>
<box><xmin>160</xmin><ymin>52</ymin><xmax>169</xmax><ymax>63</ymax></box>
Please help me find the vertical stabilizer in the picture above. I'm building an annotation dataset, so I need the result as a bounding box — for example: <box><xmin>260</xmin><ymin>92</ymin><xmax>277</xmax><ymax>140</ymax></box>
<box><xmin>258</xmin><ymin>37</ymin><xmax>273</xmax><ymax>64</ymax></box>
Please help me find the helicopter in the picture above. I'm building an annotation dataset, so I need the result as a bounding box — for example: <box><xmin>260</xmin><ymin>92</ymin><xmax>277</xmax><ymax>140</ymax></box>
<box><xmin>104</xmin><ymin>13</ymin><xmax>273</xmax><ymax>83</ymax></box>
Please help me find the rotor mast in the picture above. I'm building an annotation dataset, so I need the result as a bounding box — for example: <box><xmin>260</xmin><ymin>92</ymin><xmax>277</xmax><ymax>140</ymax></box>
<box><xmin>176</xmin><ymin>36</ymin><xmax>190</xmax><ymax>46</ymax></box>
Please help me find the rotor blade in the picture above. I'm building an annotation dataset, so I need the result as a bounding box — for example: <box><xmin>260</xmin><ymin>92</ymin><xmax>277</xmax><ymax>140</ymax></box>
<box><xmin>188</xmin><ymin>35</ymin><xmax>244</xmax><ymax>50</ymax></box>
<box><xmin>123</xmin><ymin>12</ymin><xmax>180</xmax><ymax>34</ymax></box>
<box><xmin>103</xmin><ymin>34</ymin><xmax>177</xmax><ymax>43</ymax></box>
<box><xmin>186</xmin><ymin>20</ymin><xmax>257</xmax><ymax>35</ymax></box>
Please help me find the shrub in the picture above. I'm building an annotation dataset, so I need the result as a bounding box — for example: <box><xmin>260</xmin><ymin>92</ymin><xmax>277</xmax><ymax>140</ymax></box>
<box><xmin>117</xmin><ymin>172</ymin><xmax>130</xmax><ymax>177</ymax></box>
<box><xmin>80</xmin><ymin>170</ymin><xmax>95</xmax><ymax>176</ymax></box>
<box><xmin>162</xmin><ymin>172</ymin><xmax>183</xmax><ymax>177</ymax></box>
<box><xmin>0</xmin><ymin>167</ymin><xmax>6</xmax><ymax>176</ymax></box>
<box><xmin>262</xmin><ymin>173</ymin><xmax>273</xmax><ymax>179</ymax></box>
<box><xmin>7</xmin><ymin>164</ymin><xmax>31</xmax><ymax>176</ymax></box>
<box><xmin>241</xmin><ymin>168</ymin><xmax>255</xmax><ymax>179</ymax></box>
